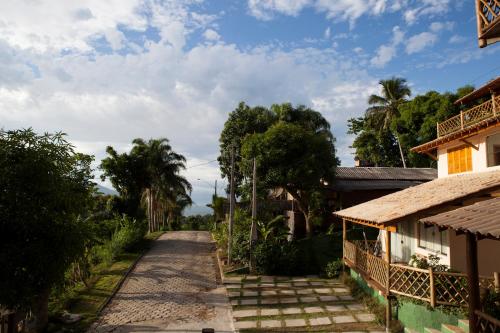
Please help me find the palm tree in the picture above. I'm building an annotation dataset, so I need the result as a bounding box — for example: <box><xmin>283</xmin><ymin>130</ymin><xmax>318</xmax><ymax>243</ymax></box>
<box><xmin>366</xmin><ymin>77</ymin><xmax>411</xmax><ymax>168</ymax></box>
<box><xmin>132</xmin><ymin>138</ymin><xmax>192</xmax><ymax>232</ymax></box>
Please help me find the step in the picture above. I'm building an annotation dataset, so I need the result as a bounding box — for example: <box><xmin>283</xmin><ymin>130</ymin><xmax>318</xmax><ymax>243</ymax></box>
<box><xmin>458</xmin><ymin>319</ymin><xmax>469</xmax><ymax>333</ymax></box>
<box><xmin>404</xmin><ymin>328</ymin><xmax>419</xmax><ymax>333</ymax></box>
<box><xmin>441</xmin><ymin>324</ymin><xmax>466</xmax><ymax>333</ymax></box>
<box><xmin>424</xmin><ymin>327</ymin><xmax>441</xmax><ymax>333</ymax></box>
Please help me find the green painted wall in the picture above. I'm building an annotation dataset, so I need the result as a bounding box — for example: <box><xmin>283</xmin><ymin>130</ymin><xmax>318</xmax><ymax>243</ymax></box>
<box><xmin>349</xmin><ymin>269</ymin><xmax>465</xmax><ymax>333</ymax></box>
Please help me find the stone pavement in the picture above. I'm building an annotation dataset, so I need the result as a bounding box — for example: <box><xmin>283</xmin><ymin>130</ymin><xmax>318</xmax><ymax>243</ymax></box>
<box><xmin>225</xmin><ymin>275</ymin><xmax>385</xmax><ymax>332</ymax></box>
<box><xmin>89</xmin><ymin>231</ymin><xmax>234</xmax><ymax>333</ymax></box>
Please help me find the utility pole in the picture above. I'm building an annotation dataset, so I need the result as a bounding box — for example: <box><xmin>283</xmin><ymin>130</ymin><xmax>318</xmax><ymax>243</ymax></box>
<box><xmin>214</xmin><ymin>179</ymin><xmax>217</xmax><ymax>197</ymax></box>
<box><xmin>249</xmin><ymin>158</ymin><xmax>258</xmax><ymax>272</ymax></box>
<box><xmin>228</xmin><ymin>146</ymin><xmax>235</xmax><ymax>264</ymax></box>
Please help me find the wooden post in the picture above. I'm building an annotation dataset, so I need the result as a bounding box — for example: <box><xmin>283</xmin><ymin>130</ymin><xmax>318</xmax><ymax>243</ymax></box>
<box><xmin>460</xmin><ymin>111</ymin><xmax>464</xmax><ymax>129</ymax></box>
<box><xmin>494</xmin><ymin>272</ymin><xmax>499</xmax><ymax>292</ymax></box>
<box><xmin>228</xmin><ymin>146</ymin><xmax>235</xmax><ymax>264</ymax></box>
<box><xmin>466</xmin><ymin>232</ymin><xmax>480</xmax><ymax>333</ymax></box>
<box><xmin>436</xmin><ymin>122</ymin><xmax>440</xmax><ymax>137</ymax></box>
<box><xmin>249</xmin><ymin>158</ymin><xmax>258</xmax><ymax>272</ymax></box>
<box><xmin>492</xmin><ymin>92</ymin><xmax>497</xmax><ymax>117</ymax></box>
<box><xmin>475</xmin><ymin>0</ymin><xmax>487</xmax><ymax>47</ymax></box>
<box><xmin>429</xmin><ymin>267</ymin><xmax>436</xmax><ymax>308</ymax></box>
<box><xmin>385</xmin><ymin>229</ymin><xmax>392</xmax><ymax>333</ymax></box>
<box><xmin>342</xmin><ymin>219</ymin><xmax>347</xmax><ymax>260</ymax></box>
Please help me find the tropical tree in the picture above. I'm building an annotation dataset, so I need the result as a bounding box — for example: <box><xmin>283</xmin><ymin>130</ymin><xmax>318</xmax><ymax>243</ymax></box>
<box><xmin>130</xmin><ymin>138</ymin><xmax>191</xmax><ymax>232</ymax></box>
<box><xmin>366</xmin><ymin>77</ymin><xmax>411</xmax><ymax>167</ymax></box>
<box><xmin>241</xmin><ymin>122</ymin><xmax>338</xmax><ymax>237</ymax></box>
<box><xmin>0</xmin><ymin>129</ymin><xmax>94</xmax><ymax>332</ymax></box>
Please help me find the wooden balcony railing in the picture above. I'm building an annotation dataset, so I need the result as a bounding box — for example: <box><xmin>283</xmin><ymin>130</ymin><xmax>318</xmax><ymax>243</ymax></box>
<box><xmin>437</xmin><ymin>95</ymin><xmax>500</xmax><ymax>137</ymax></box>
<box><xmin>475</xmin><ymin>310</ymin><xmax>500</xmax><ymax>333</ymax></box>
<box><xmin>344</xmin><ymin>240</ymin><xmax>497</xmax><ymax>308</ymax></box>
<box><xmin>476</xmin><ymin>0</ymin><xmax>500</xmax><ymax>47</ymax></box>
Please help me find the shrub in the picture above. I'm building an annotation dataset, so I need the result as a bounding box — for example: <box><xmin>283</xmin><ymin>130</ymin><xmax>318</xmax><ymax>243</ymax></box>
<box><xmin>325</xmin><ymin>259</ymin><xmax>343</xmax><ymax>278</ymax></box>
<box><xmin>254</xmin><ymin>240</ymin><xmax>299</xmax><ymax>275</ymax></box>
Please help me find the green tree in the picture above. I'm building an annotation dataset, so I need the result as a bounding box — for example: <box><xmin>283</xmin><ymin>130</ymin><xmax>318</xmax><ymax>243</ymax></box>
<box><xmin>366</xmin><ymin>77</ymin><xmax>412</xmax><ymax>167</ymax></box>
<box><xmin>241</xmin><ymin>122</ymin><xmax>338</xmax><ymax>237</ymax></box>
<box><xmin>218</xmin><ymin>102</ymin><xmax>276</xmax><ymax>194</ymax></box>
<box><xmin>0</xmin><ymin>129</ymin><xmax>94</xmax><ymax>331</ymax></box>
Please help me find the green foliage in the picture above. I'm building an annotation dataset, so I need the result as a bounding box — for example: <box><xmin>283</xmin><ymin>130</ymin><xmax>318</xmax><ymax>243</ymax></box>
<box><xmin>180</xmin><ymin>214</ymin><xmax>214</xmax><ymax>231</ymax></box>
<box><xmin>0</xmin><ymin>129</ymin><xmax>94</xmax><ymax>311</ymax></box>
<box><xmin>408</xmin><ymin>254</ymin><xmax>449</xmax><ymax>272</ymax></box>
<box><xmin>257</xmin><ymin>215</ymin><xmax>289</xmax><ymax>241</ymax></box>
<box><xmin>218</xmin><ymin>102</ymin><xmax>276</xmax><ymax>193</ymax></box>
<box><xmin>325</xmin><ymin>259</ymin><xmax>343</xmax><ymax>278</ymax></box>
<box><xmin>482</xmin><ymin>290</ymin><xmax>500</xmax><ymax>319</ymax></box>
<box><xmin>253</xmin><ymin>239</ymin><xmax>299</xmax><ymax>275</ymax></box>
<box><xmin>349</xmin><ymin>81</ymin><xmax>473</xmax><ymax>168</ymax></box>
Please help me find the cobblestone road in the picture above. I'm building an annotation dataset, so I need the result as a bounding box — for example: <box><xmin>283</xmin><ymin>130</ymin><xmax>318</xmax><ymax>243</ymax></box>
<box><xmin>90</xmin><ymin>231</ymin><xmax>234</xmax><ymax>333</ymax></box>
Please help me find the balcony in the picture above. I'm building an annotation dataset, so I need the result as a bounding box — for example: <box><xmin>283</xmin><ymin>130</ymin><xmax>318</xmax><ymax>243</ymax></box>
<box><xmin>437</xmin><ymin>95</ymin><xmax>500</xmax><ymax>138</ymax></box>
<box><xmin>476</xmin><ymin>0</ymin><xmax>500</xmax><ymax>47</ymax></box>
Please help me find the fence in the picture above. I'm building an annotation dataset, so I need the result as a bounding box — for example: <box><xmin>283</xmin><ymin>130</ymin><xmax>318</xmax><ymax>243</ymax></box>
<box><xmin>437</xmin><ymin>95</ymin><xmax>500</xmax><ymax>137</ymax></box>
<box><xmin>0</xmin><ymin>311</ymin><xmax>15</xmax><ymax>333</ymax></box>
<box><xmin>475</xmin><ymin>310</ymin><xmax>500</xmax><ymax>333</ymax></box>
<box><xmin>344</xmin><ymin>240</ymin><xmax>497</xmax><ymax>308</ymax></box>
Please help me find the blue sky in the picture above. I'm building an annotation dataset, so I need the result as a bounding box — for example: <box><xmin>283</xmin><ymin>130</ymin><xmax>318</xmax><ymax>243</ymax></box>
<box><xmin>0</xmin><ymin>0</ymin><xmax>499</xmax><ymax>211</ymax></box>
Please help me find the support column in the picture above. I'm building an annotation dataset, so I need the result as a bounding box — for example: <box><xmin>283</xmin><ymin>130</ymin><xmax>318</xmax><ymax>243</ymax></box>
<box><xmin>342</xmin><ymin>219</ymin><xmax>347</xmax><ymax>275</ymax></box>
<box><xmin>466</xmin><ymin>232</ymin><xmax>480</xmax><ymax>333</ymax></box>
<box><xmin>385</xmin><ymin>229</ymin><xmax>392</xmax><ymax>333</ymax></box>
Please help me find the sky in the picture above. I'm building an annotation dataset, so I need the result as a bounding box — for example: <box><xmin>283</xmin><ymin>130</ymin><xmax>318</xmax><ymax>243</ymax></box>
<box><xmin>1</xmin><ymin>0</ymin><xmax>499</xmax><ymax>211</ymax></box>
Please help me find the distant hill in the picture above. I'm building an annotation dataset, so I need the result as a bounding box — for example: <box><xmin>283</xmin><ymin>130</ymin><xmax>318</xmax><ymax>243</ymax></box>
<box><xmin>96</xmin><ymin>184</ymin><xmax>118</xmax><ymax>196</ymax></box>
<box><xmin>184</xmin><ymin>204</ymin><xmax>212</xmax><ymax>216</ymax></box>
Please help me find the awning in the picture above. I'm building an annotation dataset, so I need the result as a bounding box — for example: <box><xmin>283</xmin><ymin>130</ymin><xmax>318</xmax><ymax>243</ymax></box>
<box><xmin>420</xmin><ymin>197</ymin><xmax>500</xmax><ymax>239</ymax></box>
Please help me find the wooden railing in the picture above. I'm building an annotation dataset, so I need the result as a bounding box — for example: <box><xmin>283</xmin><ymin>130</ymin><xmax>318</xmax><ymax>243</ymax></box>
<box><xmin>0</xmin><ymin>311</ymin><xmax>15</xmax><ymax>333</ymax></box>
<box><xmin>475</xmin><ymin>310</ymin><xmax>500</xmax><ymax>333</ymax></box>
<box><xmin>476</xmin><ymin>0</ymin><xmax>500</xmax><ymax>47</ymax></box>
<box><xmin>437</xmin><ymin>95</ymin><xmax>500</xmax><ymax>137</ymax></box>
<box><xmin>344</xmin><ymin>240</ymin><xmax>496</xmax><ymax>308</ymax></box>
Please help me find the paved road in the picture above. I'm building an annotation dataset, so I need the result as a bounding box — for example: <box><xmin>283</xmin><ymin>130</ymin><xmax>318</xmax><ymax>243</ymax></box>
<box><xmin>90</xmin><ymin>231</ymin><xmax>234</xmax><ymax>333</ymax></box>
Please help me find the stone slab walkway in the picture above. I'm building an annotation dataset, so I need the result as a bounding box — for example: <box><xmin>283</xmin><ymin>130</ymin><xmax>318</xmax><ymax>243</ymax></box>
<box><xmin>225</xmin><ymin>275</ymin><xmax>385</xmax><ymax>332</ymax></box>
<box><xmin>89</xmin><ymin>231</ymin><xmax>234</xmax><ymax>333</ymax></box>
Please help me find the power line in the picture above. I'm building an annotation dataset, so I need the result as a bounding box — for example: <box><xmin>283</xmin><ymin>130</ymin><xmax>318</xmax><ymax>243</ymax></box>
<box><xmin>185</xmin><ymin>159</ymin><xmax>217</xmax><ymax>169</ymax></box>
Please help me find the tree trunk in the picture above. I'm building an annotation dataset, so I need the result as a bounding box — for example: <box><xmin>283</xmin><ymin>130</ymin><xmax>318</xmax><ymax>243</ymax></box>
<box><xmin>30</xmin><ymin>288</ymin><xmax>50</xmax><ymax>333</ymax></box>
<box><xmin>304</xmin><ymin>210</ymin><xmax>313</xmax><ymax>238</ymax></box>
<box><xmin>394</xmin><ymin>132</ymin><xmax>406</xmax><ymax>168</ymax></box>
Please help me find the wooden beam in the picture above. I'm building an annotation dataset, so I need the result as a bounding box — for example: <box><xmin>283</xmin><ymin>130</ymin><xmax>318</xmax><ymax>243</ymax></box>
<box><xmin>424</xmin><ymin>151</ymin><xmax>438</xmax><ymax>161</ymax></box>
<box><xmin>466</xmin><ymin>231</ymin><xmax>480</xmax><ymax>333</ymax></box>
<box><xmin>460</xmin><ymin>139</ymin><xmax>479</xmax><ymax>151</ymax></box>
<box><xmin>385</xmin><ymin>230</ymin><xmax>392</xmax><ymax>332</ymax></box>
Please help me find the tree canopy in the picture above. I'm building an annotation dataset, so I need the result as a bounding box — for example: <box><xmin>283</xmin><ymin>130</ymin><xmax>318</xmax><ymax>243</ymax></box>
<box><xmin>349</xmin><ymin>82</ymin><xmax>475</xmax><ymax>168</ymax></box>
<box><xmin>0</xmin><ymin>129</ymin><xmax>94</xmax><ymax>330</ymax></box>
<box><xmin>240</xmin><ymin>116</ymin><xmax>338</xmax><ymax>237</ymax></box>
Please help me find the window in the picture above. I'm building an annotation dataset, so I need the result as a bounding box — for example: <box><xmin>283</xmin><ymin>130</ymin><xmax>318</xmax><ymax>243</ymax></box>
<box><xmin>418</xmin><ymin>223</ymin><xmax>448</xmax><ymax>255</ymax></box>
<box><xmin>447</xmin><ymin>145</ymin><xmax>472</xmax><ymax>174</ymax></box>
<box><xmin>487</xmin><ymin>133</ymin><xmax>500</xmax><ymax>167</ymax></box>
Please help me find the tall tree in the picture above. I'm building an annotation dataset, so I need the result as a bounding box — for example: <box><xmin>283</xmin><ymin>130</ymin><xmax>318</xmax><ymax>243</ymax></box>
<box><xmin>0</xmin><ymin>129</ymin><xmax>94</xmax><ymax>332</ymax></box>
<box><xmin>218</xmin><ymin>102</ymin><xmax>276</xmax><ymax>194</ymax></box>
<box><xmin>241</xmin><ymin>122</ymin><xmax>338</xmax><ymax>237</ymax></box>
<box><xmin>366</xmin><ymin>77</ymin><xmax>411</xmax><ymax>167</ymax></box>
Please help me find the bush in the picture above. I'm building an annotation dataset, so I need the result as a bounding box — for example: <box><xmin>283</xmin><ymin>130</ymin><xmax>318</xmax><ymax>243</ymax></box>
<box><xmin>254</xmin><ymin>240</ymin><xmax>299</xmax><ymax>275</ymax></box>
<box><xmin>325</xmin><ymin>259</ymin><xmax>343</xmax><ymax>278</ymax></box>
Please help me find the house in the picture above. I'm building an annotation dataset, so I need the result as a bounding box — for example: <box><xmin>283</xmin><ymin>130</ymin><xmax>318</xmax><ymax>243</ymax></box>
<box><xmin>475</xmin><ymin>0</ymin><xmax>500</xmax><ymax>48</ymax></box>
<box><xmin>278</xmin><ymin>166</ymin><xmax>437</xmax><ymax>237</ymax></box>
<box><xmin>334</xmin><ymin>77</ymin><xmax>500</xmax><ymax>333</ymax></box>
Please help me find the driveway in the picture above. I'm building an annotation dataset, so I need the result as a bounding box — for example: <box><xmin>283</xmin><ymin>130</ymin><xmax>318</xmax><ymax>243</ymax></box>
<box><xmin>90</xmin><ymin>231</ymin><xmax>234</xmax><ymax>333</ymax></box>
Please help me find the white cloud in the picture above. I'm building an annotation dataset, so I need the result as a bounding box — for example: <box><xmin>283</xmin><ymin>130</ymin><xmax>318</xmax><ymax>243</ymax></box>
<box><xmin>449</xmin><ymin>34</ymin><xmax>466</xmax><ymax>44</ymax></box>
<box><xmin>248</xmin><ymin>0</ymin><xmax>388</xmax><ymax>25</ymax></box>
<box><xmin>429</xmin><ymin>21</ymin><xmax>455</xmax><ymax>32</ymax></box>
<box><xmin>405</xmin><ymin>31</ymin><xmax>437</xmax><ymax>54</ymax></box>
<box><xmin>203</xmin><ymin>29</ymin><xmax>220</xmax><ymax>41</ymax></box>
<box><xmin>370</xmin><ymin>26</ymin><xmax>404</xmax><ymax>68</ymax></box>
<box><xmin>404</xmin><ymin>0</ymin><xmax>451</xmax><ymax>25</ymax></box>
<box><xmin>324</xmin><ymin>27</ymin><xmax>331</xmax><ymax>39</ymax></box>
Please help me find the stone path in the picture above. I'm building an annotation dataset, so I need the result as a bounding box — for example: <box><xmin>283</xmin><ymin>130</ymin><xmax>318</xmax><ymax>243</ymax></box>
<box><xmin>89</xmin><ymin>231</ymin><xmax>234</xmax><ymax>333</ymax></box>
<box><xmin>225</xmin><ymin>275</ymin><xmax>385</xmax><ymax>332</ymax></box>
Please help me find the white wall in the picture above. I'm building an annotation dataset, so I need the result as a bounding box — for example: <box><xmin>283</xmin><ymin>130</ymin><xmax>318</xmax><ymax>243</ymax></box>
<box><xmin>437</xmin><ymin>126</ymin><xmax>500</xmax><ymax>178</ymax></box>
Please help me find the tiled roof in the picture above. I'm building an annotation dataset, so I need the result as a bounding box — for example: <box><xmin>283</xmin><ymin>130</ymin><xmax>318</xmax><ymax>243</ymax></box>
<box><xmin>335</xmin><ymin>167</ymin><xmax>437</xmax><ymax>181</ymax></box>
<box><xmin>421</xmin><ymin>197</ymin><xmax>500</xmax><ymax>239</ymax></box>
<box><xmin>333</xmin><ymin>169</ymin><xmax>500</xmax><ymax>225</ymax></box>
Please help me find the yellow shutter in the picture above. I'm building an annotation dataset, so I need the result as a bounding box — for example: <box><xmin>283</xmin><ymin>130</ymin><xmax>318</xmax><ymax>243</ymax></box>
<box><xmin>447</xmin><ymin>145</ymin><xmax>472</xmax><ymax>174</ymax></box>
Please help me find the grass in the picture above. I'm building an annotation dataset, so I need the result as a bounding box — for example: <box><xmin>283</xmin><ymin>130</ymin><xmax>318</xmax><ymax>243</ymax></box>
<box><xmin>47</xmin><ymin>231</ymin><xmax>164</xmax><ymax>333</ymax></box>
